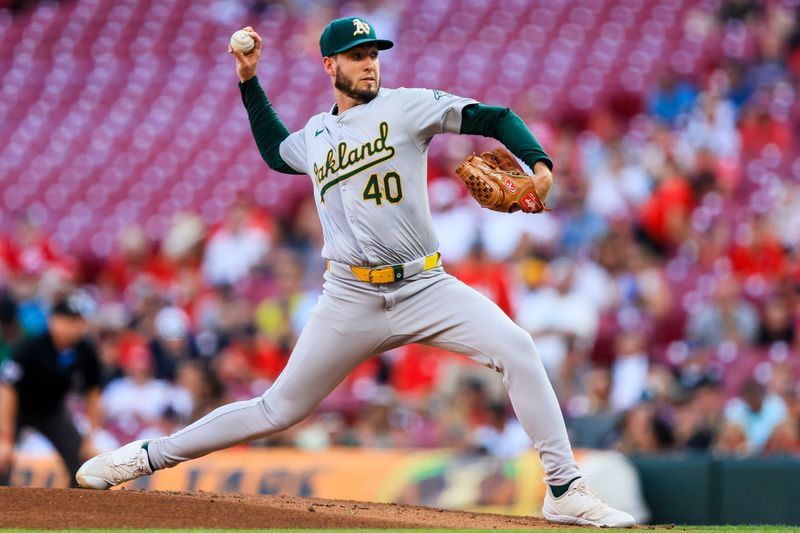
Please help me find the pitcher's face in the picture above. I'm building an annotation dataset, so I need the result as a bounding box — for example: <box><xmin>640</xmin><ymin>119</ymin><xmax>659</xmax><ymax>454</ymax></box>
<box><xmin>328</xmin><ymin>44</ymin><xmax>380</xmax><ymax>103</ymax></box>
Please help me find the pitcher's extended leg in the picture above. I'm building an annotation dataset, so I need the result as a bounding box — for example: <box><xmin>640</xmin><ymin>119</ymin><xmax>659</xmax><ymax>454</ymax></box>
<box><xmin>145</xmin><ymin>284</ymin><xmax>390</xmax><ymax>470</ymax></box>
<box><xmin>392</xmin><ymin>274</ymin><xmax>579</xmax><ymax>485</ymax></box>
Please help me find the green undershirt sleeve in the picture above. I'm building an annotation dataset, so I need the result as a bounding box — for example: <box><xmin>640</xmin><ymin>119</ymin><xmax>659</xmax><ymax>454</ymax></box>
<box><xmin>459</xmin><ymin>104</ymin><xmax>553</xmax><ymax>171</ymax></box>
<box><xmin>239</xmin><ymin>76</ymin><xmax>303</xmax><ymax>175</ymax></box>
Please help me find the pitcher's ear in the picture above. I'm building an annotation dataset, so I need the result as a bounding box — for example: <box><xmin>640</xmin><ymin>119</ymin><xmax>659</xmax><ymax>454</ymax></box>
<box><xmin>322</xmin><ymin>56</ymin><xmax>335</xmax><ymax>76</ymax></box>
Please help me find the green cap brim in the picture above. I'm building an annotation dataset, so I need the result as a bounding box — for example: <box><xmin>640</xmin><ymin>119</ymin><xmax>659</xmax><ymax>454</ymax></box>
<box><xmin>327</xmin><ymin>38</ymin><xmax>394</xmax><ymax>57</ymax></box>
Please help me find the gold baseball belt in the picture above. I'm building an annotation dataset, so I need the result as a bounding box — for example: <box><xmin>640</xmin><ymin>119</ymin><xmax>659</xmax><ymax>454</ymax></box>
<box><xmin>327</xmin><ymin>252</ymin><xmax>441</xmax><ymax>284</ymax></box>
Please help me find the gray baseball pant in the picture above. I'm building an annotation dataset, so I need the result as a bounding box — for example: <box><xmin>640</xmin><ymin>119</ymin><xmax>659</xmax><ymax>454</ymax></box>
<box><xmin>147</xmin><ymin>267</ymin><xmax>581</xmax><ymax>484</ymax></box>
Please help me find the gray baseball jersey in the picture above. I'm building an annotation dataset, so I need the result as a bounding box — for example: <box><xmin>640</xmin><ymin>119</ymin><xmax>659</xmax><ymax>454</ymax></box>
<box><xmin>279</xmin><ymin>88</ymin><xmax>476</xmax><ymax>266</ymax></box>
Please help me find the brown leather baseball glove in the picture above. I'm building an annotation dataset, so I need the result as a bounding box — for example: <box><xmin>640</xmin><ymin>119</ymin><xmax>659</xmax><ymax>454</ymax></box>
<box><xmin>454</xmin><ymin>147</ymin><xmax>549</xmax><ymax>214</ymax></box>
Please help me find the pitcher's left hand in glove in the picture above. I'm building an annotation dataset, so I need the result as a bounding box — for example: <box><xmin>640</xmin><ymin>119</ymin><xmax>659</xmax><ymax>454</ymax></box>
<box><xmin>455</xmin><ymin>147</ymin><xmax>550</xmax><ymax>214</ymax></box>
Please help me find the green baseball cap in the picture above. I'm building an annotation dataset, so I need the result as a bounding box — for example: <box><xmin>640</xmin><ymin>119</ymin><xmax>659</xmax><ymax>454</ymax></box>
<box><xmin>319</xmin><ymin>17</ymin><xmax>394</xmax><ymax>57</ymax></box>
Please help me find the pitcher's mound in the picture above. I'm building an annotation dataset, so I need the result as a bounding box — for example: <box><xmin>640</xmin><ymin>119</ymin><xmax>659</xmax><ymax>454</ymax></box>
<box><xmin>0</xmin><ymin>487</ymin><xmax>562</xmax><ymax>529</ymax></box>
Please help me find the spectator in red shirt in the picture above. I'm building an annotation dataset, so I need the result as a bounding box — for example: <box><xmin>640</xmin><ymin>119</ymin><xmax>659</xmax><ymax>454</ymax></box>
<box><xmin>100</xmin><ymin>226</ymin><xmax>175</xmax><ymax>294</ymax></box>
<box><xmin>0</xmin><ymin>235</ymin><xmax>20</xmax><ymax>278</ymax></box>
<box><xmin>638</xmin><ymin>159</ymin><xmax>695</xmax><ymax>254</ymax></box>
<box><xmin>448</xmin><ymin>241</ymin><xmax>514</xmax><ymax>317</ymax></box>
<box><xmin>738</xmin><ymin>105</ymin><xmax>792</xmax><ymax>157</ymax></box>
<box><xmin>12</xmin><ymin>216</ymin><xmax>74</xmax><ymax>278</ymax></box>
<box><xmin>728</xmin><ymin>216</ymin><xmax>788</xmax><ymax>282</ymax></box>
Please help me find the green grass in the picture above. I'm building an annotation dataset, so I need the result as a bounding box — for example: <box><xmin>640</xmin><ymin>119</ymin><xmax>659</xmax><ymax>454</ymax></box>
<box><xmin>0</xmin><ymin>525</ymin><xmax>800</xmax><ymax>533</ymax></box>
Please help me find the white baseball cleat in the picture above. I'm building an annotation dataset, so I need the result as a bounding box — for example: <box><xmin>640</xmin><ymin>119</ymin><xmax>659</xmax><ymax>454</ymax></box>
<box><xmin>76</xmin><ymin>439</ymin><xmax>153</xmax><ymax>490</ymax></box>
<box><xmin>542</xmin><ymin>477</ymin><xmax>636</xmax><ymax>528</ymax></box>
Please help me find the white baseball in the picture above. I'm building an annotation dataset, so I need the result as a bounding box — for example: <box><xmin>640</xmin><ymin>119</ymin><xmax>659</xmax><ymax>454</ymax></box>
<box><xmin>230</xmin><ymin>30</ymin><xmax>255</xmax><ymax>53</ymax></box>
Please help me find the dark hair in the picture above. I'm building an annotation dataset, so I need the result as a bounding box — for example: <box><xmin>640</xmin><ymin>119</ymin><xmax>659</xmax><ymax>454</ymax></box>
<box><xmin>51</xmin><ymin>296</ymin><xmax>85</xmax><ymax>318</ymax></box>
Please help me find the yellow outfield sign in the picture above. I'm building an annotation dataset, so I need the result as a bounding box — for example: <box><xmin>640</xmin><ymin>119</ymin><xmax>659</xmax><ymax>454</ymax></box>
<box><xmin>11</xmin><ymin>447</ymin><xmax>547</xmax><ymax>515</ymax></box>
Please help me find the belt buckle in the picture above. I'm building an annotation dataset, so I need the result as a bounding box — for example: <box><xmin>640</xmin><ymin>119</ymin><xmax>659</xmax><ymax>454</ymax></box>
<box><xmin>368</xmin><ymin>268</ymin><xmax>379</xmax><ymax>283</ymax></box>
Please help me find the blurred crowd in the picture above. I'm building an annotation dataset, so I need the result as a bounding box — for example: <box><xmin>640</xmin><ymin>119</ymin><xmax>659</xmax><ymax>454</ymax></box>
<box><xmin>2</xmin><ymin>0</ymin><xmax>800</xmax><ymax>461</ymax></box>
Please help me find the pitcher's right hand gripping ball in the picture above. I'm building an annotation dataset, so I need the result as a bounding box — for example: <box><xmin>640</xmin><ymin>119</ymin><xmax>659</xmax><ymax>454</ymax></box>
<box><xmin>455</xmin><ymin>147</ymin><xmax>549</xmax><ymax>214</ymax></box>
<box><xmin>230</xmin><ymin>29</ymin><xmax>255</xmax><ymax>53</ymax></box>
<box><xmin>228</xmin><ymin>27</ymin><xmax>262</xmax><ymax>83</ymax></box>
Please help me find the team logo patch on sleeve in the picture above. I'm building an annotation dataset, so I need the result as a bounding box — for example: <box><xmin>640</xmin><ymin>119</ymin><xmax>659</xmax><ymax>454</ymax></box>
<box><xmin>432</xmin><ymin>90</ymin><xmax>453</xmax><ymax>100</ymax></box>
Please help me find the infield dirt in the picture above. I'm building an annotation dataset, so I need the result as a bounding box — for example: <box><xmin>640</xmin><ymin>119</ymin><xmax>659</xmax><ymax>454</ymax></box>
<box><xmin>0</xmin><ymin>487</ymin><xmax>572</xmax><ymax>529</ymax></box>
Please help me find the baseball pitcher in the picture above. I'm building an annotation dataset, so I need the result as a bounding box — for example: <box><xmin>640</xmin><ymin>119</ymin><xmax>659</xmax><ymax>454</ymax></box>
<box><xmin>77</xmin><ymin>17</ymin><xmax>634</xmax><ymax>527</ymax></box>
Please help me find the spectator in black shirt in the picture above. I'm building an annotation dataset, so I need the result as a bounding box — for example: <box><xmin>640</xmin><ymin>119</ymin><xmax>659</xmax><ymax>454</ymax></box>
<box><xmin>0</xmin><ymin>296</ymin><xmax>102</xmax><ymax>486</ymax></box>
<box><xmin>0</xmin><ymin>291</ymin><xmax>23</xmax><ymax>364</ymax></box>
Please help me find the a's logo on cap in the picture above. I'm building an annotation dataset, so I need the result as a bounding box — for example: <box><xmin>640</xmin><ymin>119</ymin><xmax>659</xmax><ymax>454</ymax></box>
<box><xmin>352</xmin><ymin>18</ymin><xmax>371</xmax><ymax>36</ymax></box>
